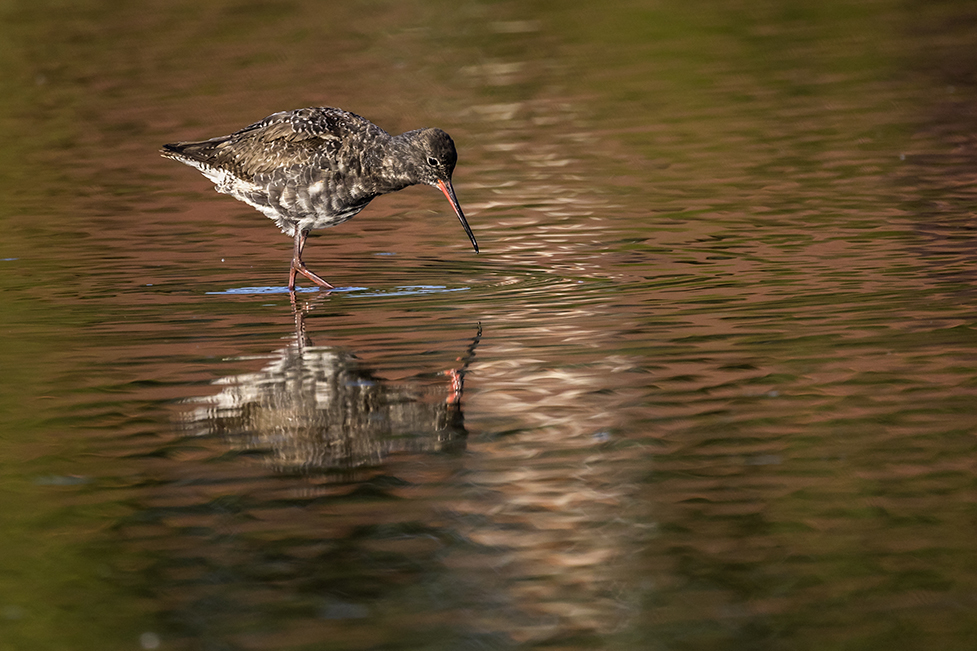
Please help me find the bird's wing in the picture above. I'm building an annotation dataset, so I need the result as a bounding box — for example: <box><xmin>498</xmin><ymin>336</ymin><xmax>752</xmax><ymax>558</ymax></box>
<box><xmin>163</xmin><ymin>108</ymin><xmax>379</xmax><ymax>180</ymax></box>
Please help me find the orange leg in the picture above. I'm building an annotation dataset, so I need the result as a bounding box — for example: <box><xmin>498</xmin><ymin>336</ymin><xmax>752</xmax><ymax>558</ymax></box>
<box><xmin>289</xmin><ymin>229</ymin><xmax>334</xmax><ymax>291</ymax></box>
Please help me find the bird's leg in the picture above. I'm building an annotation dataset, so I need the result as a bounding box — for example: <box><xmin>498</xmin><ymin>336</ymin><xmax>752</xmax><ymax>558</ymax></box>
<box><xmin>289</xmin><ymin>229</ymin><xmax>334</xmax><ymax>290</ymax></box>
<box><xmin>288</xmin><ymin>231</ymin><xmax>300</xmax><ymax>291</ymax></box>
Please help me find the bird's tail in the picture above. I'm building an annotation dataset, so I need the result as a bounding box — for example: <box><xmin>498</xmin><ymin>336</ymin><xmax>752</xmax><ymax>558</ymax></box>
<box><xmin>159</xmin><ymin>137</ymin><xmax>227</xmax><ymax>164</ymax></box>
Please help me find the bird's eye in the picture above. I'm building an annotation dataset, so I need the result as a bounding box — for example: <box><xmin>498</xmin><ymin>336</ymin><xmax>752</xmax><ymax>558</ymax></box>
<box><xmin>427</xmin><ymin>156</ymin><xmax>439</xmax><ymax>167</ymax></box>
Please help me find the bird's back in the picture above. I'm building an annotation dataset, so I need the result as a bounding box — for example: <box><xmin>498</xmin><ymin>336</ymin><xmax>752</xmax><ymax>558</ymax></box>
<box><xmin>161</xmin><ymin>107</ymin><xmax>387</xmax><ymax>181</ymax></box>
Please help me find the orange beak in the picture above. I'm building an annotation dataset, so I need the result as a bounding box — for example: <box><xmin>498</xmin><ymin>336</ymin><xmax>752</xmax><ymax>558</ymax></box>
<box><xmin>437</xmin><ymin>179</ymin><xmax>479</xmax><ymax>253</ymax></box>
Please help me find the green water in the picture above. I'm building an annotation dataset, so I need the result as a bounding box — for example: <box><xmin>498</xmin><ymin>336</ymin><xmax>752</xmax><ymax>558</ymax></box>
<box><xmin>1</xmin><ymin>1</ymin><xmax>976</xmax><ymax>649</ymax></box>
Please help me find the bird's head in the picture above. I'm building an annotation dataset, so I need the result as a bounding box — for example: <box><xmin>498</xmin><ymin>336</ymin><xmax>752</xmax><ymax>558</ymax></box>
<box><xmin>401</xmin><ymin>128</ymin><xmax>478</xmax><ymax>253</ymax></box>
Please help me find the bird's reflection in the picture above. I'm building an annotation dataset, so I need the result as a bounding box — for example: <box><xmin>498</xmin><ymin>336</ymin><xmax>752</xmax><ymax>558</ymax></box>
<box><xmin>185</xmin><ymin>296</ymin><xmax>480</xmax><ymax>473</ymax></box>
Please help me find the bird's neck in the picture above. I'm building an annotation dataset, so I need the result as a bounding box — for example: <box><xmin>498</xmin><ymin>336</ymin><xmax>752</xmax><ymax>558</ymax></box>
<box><xmin>374</xmin><ymin>132</ymin><xmax>424</xmax><ymax>193</ymax></box>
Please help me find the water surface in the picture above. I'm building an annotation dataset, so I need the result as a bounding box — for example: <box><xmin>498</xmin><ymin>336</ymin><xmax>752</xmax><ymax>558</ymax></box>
<box><xmin>1</xmin><ymin>1</ymin><xmax>976</xmax><ymax>649</ymax></box>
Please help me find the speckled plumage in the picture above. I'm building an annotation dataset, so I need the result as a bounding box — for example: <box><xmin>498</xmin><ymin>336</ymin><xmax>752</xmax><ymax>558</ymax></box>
<box><xmin>161</xmin><ymin>107</ymin><xmax>478</xmax><ymax>290</ymax></box>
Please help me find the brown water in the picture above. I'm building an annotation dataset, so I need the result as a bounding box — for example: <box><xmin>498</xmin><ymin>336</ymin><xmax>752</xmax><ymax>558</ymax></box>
<box><xmin>2</xmin><ymin>1</ymin><xmax>977</xmax><ymax>649</ymax></box>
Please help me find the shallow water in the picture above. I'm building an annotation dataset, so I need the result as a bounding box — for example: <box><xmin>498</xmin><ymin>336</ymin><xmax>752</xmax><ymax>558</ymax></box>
<box><xmin>1</xmin><ymin>1</ymin><xmax>977</xmax><ymax>649</ymax></box>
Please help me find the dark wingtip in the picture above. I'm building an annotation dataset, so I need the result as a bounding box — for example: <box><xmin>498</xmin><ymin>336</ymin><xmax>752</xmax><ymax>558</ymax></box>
<box><xmin>160</xmin><ymin>142</ymin><xmax>182</xmax><ymax>158</ymax></box>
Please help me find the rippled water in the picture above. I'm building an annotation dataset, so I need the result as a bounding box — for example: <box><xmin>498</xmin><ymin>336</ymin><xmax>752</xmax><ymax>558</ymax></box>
<box><xmin>2</xmin><ymin>1</ymin><xmax>976</xmax><ymax>649</ymax></box>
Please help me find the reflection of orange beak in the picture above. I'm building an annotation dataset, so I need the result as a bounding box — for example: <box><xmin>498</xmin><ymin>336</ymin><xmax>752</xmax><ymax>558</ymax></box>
<box><xmin>437</xmin><ymin>179</ymin><xmax>479</xmax><ymax>253</ymax></box>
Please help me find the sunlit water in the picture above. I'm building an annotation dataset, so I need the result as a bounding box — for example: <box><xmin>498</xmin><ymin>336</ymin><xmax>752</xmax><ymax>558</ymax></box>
<box><xmin>1</xmin><ymin>1</ymin><xmax>976</xmax><ymax>650</ymax></box>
